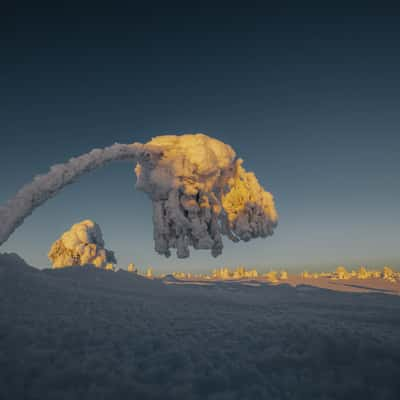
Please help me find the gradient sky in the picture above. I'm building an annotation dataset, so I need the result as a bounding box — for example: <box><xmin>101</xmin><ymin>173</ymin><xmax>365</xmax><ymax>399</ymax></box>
<box><xmin>1</xmin><ymin>6</ymin><xmax>400</xmax><ymax>272</ymax></box>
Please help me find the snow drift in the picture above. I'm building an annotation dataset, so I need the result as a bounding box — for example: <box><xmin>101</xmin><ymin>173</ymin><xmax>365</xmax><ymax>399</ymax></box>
<box><xmin>48</xmin><ymin>220</ymin><xmax>116</xmax><ymax>268</ymax></box>
<box><xmin>0</xmin><ymin>133</ymin><xmax>278</xmax><ymax>258</ymax></box>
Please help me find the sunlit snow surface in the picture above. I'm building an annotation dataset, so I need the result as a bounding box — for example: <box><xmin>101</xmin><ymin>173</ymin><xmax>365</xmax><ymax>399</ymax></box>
<box><xmin>48</xmin><ymin>220</ymin><xmax>116</xmax><ymax>268</ymax></box>
<box><xmin>136</xmin><ymin>134</ymin><xmax>277</xmax><ymax>258</ymax></box>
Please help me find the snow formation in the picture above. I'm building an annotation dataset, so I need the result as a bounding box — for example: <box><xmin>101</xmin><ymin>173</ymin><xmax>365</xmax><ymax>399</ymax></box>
<box><xmin>135</xmin><ymin>134</ymin><xmax>278</xmax><ymax>257</ymax></box>
<box><xmin>0</xmin><ymin>143</ymin><xmax>144</xmax><ymax>248</ymax></box>
<box><xmin>0</xmin><ymin>133</ymin><xmax>278</xmax><ymax>258</ymax></box>
<box><xmin>48</xmin><ymin>220</ymin><xmax>116</xmax><ymax>268</ymax></box>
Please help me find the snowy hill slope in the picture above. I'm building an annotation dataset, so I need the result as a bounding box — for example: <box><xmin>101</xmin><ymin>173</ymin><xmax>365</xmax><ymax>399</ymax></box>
<box><xmin>1</xmin><ymin>255</ymin><xmax>400</xmax><ymax>399</ymax></box>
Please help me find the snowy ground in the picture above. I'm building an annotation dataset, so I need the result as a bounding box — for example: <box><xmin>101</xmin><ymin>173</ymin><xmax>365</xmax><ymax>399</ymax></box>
<box><xmin>1</xmin><ymin>253</ymin><xmax>400</xmax><ymax>399</ymax></box>
<box><xmin>165</xmin><ymin>275</ymin><xmax>400</xmax><ymax>296</ymax></box>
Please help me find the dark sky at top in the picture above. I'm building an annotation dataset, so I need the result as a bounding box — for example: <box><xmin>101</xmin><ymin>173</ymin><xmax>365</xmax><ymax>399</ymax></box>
<box><xmin>1</xmin><ymin>4</ymin><xmax>399</xmax><ymax>272</ymax></box>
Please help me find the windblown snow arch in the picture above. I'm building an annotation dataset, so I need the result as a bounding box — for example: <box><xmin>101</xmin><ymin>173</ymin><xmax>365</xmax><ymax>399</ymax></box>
<box><xmin>0</xmin><ymin>134</ymin><xmax>278</xmax><ymax>258</ymax></box>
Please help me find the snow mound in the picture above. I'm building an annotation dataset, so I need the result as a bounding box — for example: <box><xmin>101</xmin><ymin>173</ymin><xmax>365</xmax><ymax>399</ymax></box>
<box><xmin>48</xmin><ymin>220</ymin><xmax>116</xmax><ymax>269</ymax></box>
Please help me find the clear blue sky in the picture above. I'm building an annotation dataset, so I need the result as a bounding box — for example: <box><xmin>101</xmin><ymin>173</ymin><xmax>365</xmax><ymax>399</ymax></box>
<box><xmin>1</xmin><ymin>6</ymin><xmax>399</xmax><ymax>272</ymax></box>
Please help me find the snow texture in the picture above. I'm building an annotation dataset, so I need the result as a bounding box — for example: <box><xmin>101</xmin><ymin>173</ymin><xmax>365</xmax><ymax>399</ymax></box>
<box><xmin>1</xmin><ymin>260</ymin><xmax>400</xmax><ymax>400</ymax></box>
<box><xmin>48</xmin><ymin>220</ymin><xmax>116</xmax><ymax>268</ymax></box>
<box><xmin>0</xmin><ymin>134</ymin><xmax>278</xmax><ymax>258</ymax></box>
<box><xmin>136</xmin><ymin>134</ymin><xmax>278</xmax><ymax>257</ymax></box>
<box><xmin>0</xmin><ymin>142</ymin><xmax>144</xmax><ymax>247</ymax></box>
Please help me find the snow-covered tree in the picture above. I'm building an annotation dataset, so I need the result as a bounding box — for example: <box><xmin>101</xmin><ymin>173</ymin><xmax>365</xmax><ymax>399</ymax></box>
<box><xmin>48</xmin><ymin>220</ymin><xmax>116</xmax><ymax>269</ymax></box>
